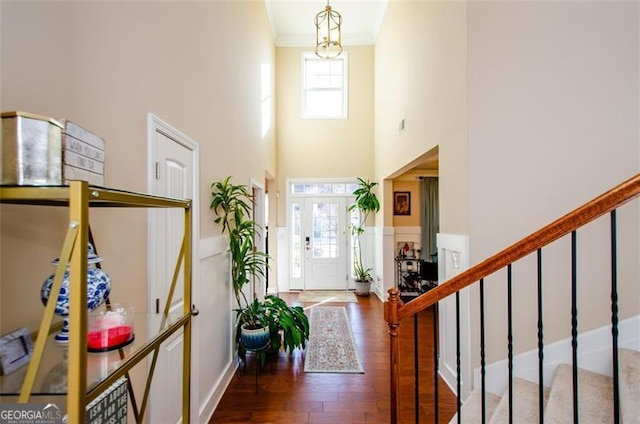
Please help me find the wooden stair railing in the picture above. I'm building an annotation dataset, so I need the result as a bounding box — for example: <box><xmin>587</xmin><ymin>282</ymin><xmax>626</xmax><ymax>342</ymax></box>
<box><xmin>384</xmin><ymin>172</ymin><xmax>640</xmax><ymax>424</ymax></box>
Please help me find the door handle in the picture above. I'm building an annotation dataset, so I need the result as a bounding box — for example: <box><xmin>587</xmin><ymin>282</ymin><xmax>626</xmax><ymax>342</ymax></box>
<box><xmin>305</xmin><ymin>236</ymin><xmax>310</xmax><ymax>251</ymax></box>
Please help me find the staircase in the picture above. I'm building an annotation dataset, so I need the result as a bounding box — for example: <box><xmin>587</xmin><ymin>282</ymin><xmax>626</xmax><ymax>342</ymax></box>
<box><xmin>450</xmin><ymin>348</ymin><xmax>640</xmax><ymax>424</ymax></box>
<box><xmin>385</xmin><ymin>173</ymin><xmax>640</xmax><ymax>424</ymax></box>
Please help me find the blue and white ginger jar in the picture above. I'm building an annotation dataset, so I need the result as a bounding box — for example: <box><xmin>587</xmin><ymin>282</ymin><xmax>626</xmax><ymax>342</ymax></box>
<box><xmin>41</xmin><ymin>243</ymin><xmax>111</xmax><ymax>343</ymax></box>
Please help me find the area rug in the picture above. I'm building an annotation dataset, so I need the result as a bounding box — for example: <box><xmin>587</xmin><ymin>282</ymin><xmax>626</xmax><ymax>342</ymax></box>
<box><xmin>304</xmin><ymin>306</ymin><xmax>364</xmax><ymax>373</ymax></box>
<box><xmin>297</xmin><ymin>290</ymin><xmax>358</xmax><ymax>303</ymax></box>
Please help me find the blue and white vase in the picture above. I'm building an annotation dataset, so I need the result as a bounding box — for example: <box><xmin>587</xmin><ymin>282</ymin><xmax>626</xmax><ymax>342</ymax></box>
<box><xmin>41</xmin><ymin>243</ymin><xmax>111</xmax><ymax>344</ymax></box>
<box><xmin>240</xmin><ymin>323</ymin><xmax>270</xmax><ymax>350</ymax></box>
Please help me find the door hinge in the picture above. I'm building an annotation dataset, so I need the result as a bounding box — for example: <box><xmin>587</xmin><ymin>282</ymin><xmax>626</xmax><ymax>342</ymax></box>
<box><xmin>155</xmin><ymin>298</ymin><xmax>160</xmax><ymax>314</ymax></box>
<box><xmin>155</xmin><ymin>162</ymin><xmax>160</xmax><ymax>179</ymax></box>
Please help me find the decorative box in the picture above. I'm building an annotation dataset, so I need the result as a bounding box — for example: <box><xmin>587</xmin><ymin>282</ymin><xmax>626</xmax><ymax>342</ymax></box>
<box><xmin>1</xmin><ymin>111</ymin><xmax>63</xmax><ymax>185</ymax></box>
<box><xmin>58</xmin><ymin>118</ymin><xmax>105</xmax><ymax>186</ymax></box>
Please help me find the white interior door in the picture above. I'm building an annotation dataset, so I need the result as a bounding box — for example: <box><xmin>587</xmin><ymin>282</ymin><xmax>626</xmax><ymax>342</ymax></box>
<box><xmin>251</xmin><ymin>183</ymin><xmax>266</xmax><ymax>300</ymax></box>
<box><xmin>148</xmin><ymin>115</ymin><xmax>197</xmax><ymax>424</ymax></box>
<box><xmin>303</xmin><ymin>197</ymin><xmax>348</xmax><ymax>290</ymax></box>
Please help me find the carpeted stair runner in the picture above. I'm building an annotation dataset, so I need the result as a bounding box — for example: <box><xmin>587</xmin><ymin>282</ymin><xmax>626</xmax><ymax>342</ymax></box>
<box><xmin>447</xmin><ymin>387</ymin><xmax>500</xmax><ymax>424</ymax></box>
<box><xmin>620</xmin><ymin>348</ymin><xmax>640</xmax><ymax>424</ymax></box>
<box><xmin>544</xmin><ymin>364</ymin><xmax>613</xmax><ymax>423</ymax></box>
<box><xmin>449</xmin><ymin>349</ymin><xmax>639</xmax><ymax>424</ymax></box>
<box><xmin>489</xmin><ymin>378</ymin><xmax>549</xmax><ymax>424</ymax></box>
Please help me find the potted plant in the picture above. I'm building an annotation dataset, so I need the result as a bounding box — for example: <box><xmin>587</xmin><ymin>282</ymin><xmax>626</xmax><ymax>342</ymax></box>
<box><xmin>261</xmin><ymin>295</ymin><xmax>309</xmax><ymax>355</ymax></box>
<box><xmin>210</xmin><ymin>176</ymin><xmax>269</xmax><ymax>346</ymax></box>
<box><xmin>349</xmin><ymin>177</ymin><xmax>380</xmax><ymax>296</ymax></box>
<box><xmin>211</xmin><ymin>176</ymin><xmax>309</xmax><ymax>364</ymax></box>
<box><xmin>235</xmin><ymin>298</ymin><xmax>270</xmax><ymax>351</ymax></box>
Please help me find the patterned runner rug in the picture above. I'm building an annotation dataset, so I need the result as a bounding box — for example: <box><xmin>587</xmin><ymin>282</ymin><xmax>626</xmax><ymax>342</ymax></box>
<box><xmin>304</xmin><ymin>306</ymin><xmax>364</xmax><ymax>373</ymax></box>
<box><xmin>297</xmin><ymin>290</ymin><xmax>358</xmax><ymax>303</ymax></box>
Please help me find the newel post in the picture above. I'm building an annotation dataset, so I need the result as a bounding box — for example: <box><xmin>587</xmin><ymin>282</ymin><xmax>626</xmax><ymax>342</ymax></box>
<box><xmin>385</xmin><ymin>287</ymin><xmax>401</xmax><ymax>424</ymax></box>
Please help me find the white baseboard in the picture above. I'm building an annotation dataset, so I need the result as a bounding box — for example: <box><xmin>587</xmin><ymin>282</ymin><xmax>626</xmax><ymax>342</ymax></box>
<box><xmin>200</xmin><ymin>357</ymin><xmax>238</xmax><ymax>423</ymax></box>
<box><xmin>374</xmin><ymin>286</ymin><xmax>386</xmax><ymax>302</ymax></box>
<box><xmin>474</xmin><ymin>315</ymin><xmax>640</xmax><ymax>396</ymax></box>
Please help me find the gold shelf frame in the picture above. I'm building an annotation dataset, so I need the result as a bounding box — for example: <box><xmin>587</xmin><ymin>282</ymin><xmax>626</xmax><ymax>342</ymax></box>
<box><xmin>0</xmin><ymin>181</ymin><xmax>193</xmax><ymax>423</ymax></box>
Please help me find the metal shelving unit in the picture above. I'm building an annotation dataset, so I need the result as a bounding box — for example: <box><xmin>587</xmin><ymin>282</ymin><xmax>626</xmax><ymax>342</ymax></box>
<box><xmin>395</xmin><ymin>257</ymin><xmax>438</xmax><ymax>301</ymax></box>
<box><xmin>0</xmin><ymin>181</ymin><xmax>192</xmax><ymax>423</ymax></box>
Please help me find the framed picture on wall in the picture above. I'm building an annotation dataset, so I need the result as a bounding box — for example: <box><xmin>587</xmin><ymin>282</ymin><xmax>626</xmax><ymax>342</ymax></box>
<box><xmin>393</xmin><ymin>191</ymin><xmax>411</xmax><ymax>215</ymax></box>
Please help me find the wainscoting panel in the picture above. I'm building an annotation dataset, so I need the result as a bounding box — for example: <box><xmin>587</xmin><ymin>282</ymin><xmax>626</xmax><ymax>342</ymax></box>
<box><xmin>197</xmin><ymin>236</ymin><xmax>237</xmax><ymax>423</ymax></box>
<box><xmin>381</xmin><ymin>226</ymin><xmax>396</xmax><ymax>299</ymax></box>
<box><xmin>437</xmin><ymin>233</ymin><xmax>471</xmax><ymax>399</ymax></box>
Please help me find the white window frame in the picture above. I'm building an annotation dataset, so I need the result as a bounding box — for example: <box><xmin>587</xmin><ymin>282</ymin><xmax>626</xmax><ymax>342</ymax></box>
<box><xmin>301</xmin><ymin>52</ymin><xmax>348</xmax><ymax>120</ymax></box>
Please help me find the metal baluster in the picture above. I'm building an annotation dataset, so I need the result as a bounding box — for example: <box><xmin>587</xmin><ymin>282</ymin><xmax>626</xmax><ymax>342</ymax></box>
<box><xmin>611</xmin><ymin>210</ymin><xmax>620</xmax><ymax>424</ymax></box>
<box><xmin>480</xmin><ymin>279</ymin><xmax>487</xmax><ymax>424</ymax></box>
<box><xmin>415</xmin><ymin>313</ymin><xmax>420</xmax><ymax>424</ymax></box>
<box><xmin>456</xmin><ymin>291</ymin><xmax>461</xmax><ymax>424</ymax></box>
<box><xmin>571</xmin><ymin>231</ymin><xmax>579</xmax><ymax>424</ymax></box>
<box><xmin>508</xmin><ymin>264</ymin><xmax>513</xmax><ymax>424</ymax></box>
<box><xmin>537</xmin><ymin>249</ymin><xmax>544</xmax><ymax>424</ymax></box>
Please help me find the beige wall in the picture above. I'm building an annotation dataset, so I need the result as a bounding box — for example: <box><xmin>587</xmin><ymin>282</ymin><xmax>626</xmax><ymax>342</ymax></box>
<box><xmin>375</xmin><ymin>0</ymin><xmax>639</xmax><ymax>369</ymax></box>
<box><xmin>392</xmin><ymin>180</ymin><xmax>420</xmax><ymax>227</ymax></box>
<box><xmin>1</xmin><ymin>0</ymin><xmax>275</xmax><ymax>327</ymax></box>
<box><xmin>374</xmin><ymin>1</ymin><xmax>467</xmax><ymax>233</ymax></box>
<box><xmin>1</xmin><ymin>1</ymin><xmax>275</xmax><ymax>416</ymax></box>
<box><xmin>275</xmin><ymin>45</ymin><xmax>374</xmax><ymax>226</ymax></box>
<box><xmin>466</xmin><ymin>2</ymin><xmax>639</xmax><ymax>363</ymax></box>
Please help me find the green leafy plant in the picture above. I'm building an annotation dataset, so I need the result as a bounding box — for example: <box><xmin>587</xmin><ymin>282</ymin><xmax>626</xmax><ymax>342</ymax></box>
<box><xmin>233</xmin><ymin>295</ymin><xmax>310</xmax><ymax>365</ymax></box>
<box><xmin>211</xmin><ymin>177</ymin><xmax>309</xmax><ymax>364</ymax></box>
<box><xmin>262</xmin><ymin>295</ymin><xmax>309</xmax><ymax>354</ymax></box>
<box><xmin>210</xmin><ymin>176</ymin><xmax>268</xmax><ymax>312</ymax></box>
<box><xmin>348</xmin><ymin>177</ymin><xmax>380</xmax><ymax>283</ymax></box>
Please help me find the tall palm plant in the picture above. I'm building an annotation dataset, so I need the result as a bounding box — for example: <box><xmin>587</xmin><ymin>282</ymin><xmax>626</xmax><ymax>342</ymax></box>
<box><xmin>211</xmin><ymin>176</ymin><xmax>309</xmax><ymax>363</ymax></box>
<box><xmin>349</xmin><ymin>177</ymin><xmax>380</xmax><ymax>283</ymax></box>
<box><xmin>210</xmin><ymin>176</ymin><xmax>267</xmax><ymax>323</ymax></box>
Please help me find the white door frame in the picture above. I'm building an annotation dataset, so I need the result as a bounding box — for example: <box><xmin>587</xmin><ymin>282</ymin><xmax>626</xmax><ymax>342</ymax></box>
<box><xmin>250</xmin><ymin>178</ymin><xmax>266</xmax><ymax>301</ymax></box>
<box><xmin>302</xmin><ymin>196</ymin><xmax>348</xmax><ymax>290</ymax></box>
<box><xmin>147</xmin><ymin>113</ymin><xmax>200</xmax><ymax>421</ymax></box>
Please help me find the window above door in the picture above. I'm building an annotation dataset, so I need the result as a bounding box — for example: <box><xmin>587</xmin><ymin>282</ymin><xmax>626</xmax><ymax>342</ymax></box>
<box><xmin>301</xmin><ymin>52</ymin><xmax>348</xmax><ymax>119</ymax></box>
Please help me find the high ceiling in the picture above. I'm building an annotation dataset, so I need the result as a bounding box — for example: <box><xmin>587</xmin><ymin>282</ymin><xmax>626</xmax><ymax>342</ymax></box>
<box><xmin>265</xmin><ymin>1</ymin><xmax>389</xmax><ymax>47</ymax></box>
<box><xmin>265</xmin><ymin>1</ymin><xmax>439</xmax><ymax>177</ymax></box>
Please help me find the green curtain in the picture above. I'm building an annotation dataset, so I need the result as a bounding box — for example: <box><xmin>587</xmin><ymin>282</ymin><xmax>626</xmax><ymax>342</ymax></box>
<box><xmin>420</xmin><ymin>177</ymin><xmax>439</xmax><ymax>262</ymax></box>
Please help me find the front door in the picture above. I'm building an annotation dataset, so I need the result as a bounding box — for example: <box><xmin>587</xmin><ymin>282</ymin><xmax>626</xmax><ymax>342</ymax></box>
<box><xmin>303</xmin><ymin>197</ymin><xmax>348</xmax><ymax>290</ymax></box>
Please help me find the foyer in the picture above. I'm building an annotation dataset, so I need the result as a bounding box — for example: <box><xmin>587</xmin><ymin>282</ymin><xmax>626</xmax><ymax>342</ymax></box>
<box><xmin>210</xmin><ymin>292</ymin><xmax>457</xmax><ymax>423</ymax></box>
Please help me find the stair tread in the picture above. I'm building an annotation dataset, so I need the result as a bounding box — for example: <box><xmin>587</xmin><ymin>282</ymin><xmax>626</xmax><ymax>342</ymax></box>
<box><xmin>489</xmin><ymin>378</ymin><xmax>550</xmax><ymax>424</ymax></box>
<box><xmin>620</xmin><ymin>348</ymin><xmax>640</xmax><ymax>424</ymax></box>
<box><xmin>545</xmin><ymin>364</ymin><xmax>613</xmax><ymax>424</ymax></box>
<box><xmin>448</xmin><ymin>388</ymin><xmax>501</xmax><ymax>424</ymax></box>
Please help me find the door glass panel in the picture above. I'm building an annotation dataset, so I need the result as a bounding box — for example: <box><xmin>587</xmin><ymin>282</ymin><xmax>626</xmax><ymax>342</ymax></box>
<box><xmin>291</xmin><ymin>203</ymin><xmax>302</xmax><ymax>278</ymax></box>
<box><xmin>311</xmin><ymin>202</ymin><xmax>339</xmax><ymax>259</ymax></box>
<box><xmin>349</xmin><ymin>206</ymin><xmax>360</xmax><ymax>278</ymax></box>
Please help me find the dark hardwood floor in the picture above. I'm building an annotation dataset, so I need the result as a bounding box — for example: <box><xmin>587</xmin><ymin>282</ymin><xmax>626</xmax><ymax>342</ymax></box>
<box><xmin>210</xmin><ymin>292</ymin><xmax>456</xmax><ymax>423</ymax></box>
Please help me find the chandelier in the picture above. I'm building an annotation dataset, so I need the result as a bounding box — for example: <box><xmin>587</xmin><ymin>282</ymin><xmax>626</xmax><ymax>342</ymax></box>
<box><xmin>315</xmin><ymin>0</ymin><xmax>343</xmax><ymax>59</ymax></box>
